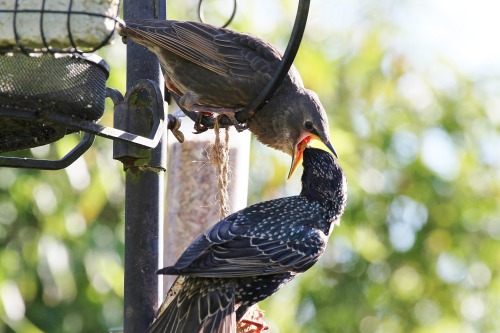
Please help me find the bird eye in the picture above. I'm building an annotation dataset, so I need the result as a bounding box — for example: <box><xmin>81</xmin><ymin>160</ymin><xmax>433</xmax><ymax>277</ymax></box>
<box><xmin>304</xmin><ymin>121</ymin><xmax>314</xmax><ymax>131</ymax></box>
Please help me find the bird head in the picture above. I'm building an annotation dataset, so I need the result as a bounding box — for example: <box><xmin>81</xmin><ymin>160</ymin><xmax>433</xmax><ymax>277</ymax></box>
<box><xmin>300</xmin><ymin>147</ymin><xmax>347</xmax><ymax>209</ymax></box>
<box><xmin>287</xmin><ymin>89</ymin><xmax>337</xmax><ymax>179</ymax></box>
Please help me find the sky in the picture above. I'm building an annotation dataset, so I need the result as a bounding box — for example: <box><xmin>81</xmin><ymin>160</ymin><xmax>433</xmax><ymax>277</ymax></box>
<box><xmin>394</xmin><ymin>0</ymin><xmax>500</xmax><ymax>77</ymax></box>
<box><xmin>235</xmin><ymin>0</ymin><xmax>500</xmax><ymax>77</ymax></box>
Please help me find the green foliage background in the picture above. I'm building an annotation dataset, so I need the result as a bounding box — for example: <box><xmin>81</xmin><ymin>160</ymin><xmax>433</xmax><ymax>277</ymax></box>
<box><xmin>1</xmin><ymin>1</ymin><xmax>499</xmax><ymax>332</ymax></box>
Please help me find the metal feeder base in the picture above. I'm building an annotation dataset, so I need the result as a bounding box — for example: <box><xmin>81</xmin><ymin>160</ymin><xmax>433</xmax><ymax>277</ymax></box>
<box><xmin>0</xmin><ymin>53</ymin><xmax>109</xmax><ymax>152</ymax></box>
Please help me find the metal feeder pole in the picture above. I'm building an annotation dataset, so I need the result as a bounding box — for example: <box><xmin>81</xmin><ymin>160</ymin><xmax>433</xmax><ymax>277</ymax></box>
<box><xmin>119</xmin><ymin>1</ymin><xmax>166</xmax><ymax>332</ymax></box>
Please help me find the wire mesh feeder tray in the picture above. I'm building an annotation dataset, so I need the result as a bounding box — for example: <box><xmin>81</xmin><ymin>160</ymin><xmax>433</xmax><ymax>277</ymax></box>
<box><xmin>0</xmin><ymin>53</ymin><xmax>109</xmax><ymax>153</ymax></box>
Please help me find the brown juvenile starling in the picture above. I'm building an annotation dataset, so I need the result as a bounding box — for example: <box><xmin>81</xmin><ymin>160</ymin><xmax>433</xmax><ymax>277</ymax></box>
<box><xmin>145</xmin><ymin>147</ymin><xmax>347</xmax><ymax>333</ymax></box>
<box><xmin>117</xmin><ymin>19</ymin><xmax>337</xmax><ymax>177</ymax></box>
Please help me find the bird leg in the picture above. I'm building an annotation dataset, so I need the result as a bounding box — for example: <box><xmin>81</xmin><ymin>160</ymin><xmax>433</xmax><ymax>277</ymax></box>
<box><xmin>238</xmin><ymin>319</ymin><xmax>269</xmax><ymax>333</ymax></box>
<box><xmin>237</xmin><ymin>304</ymin><xmax>268</xmax><ymax>332</ymax></box>
<box><xmin>166</xmin><ymin>89</ymin><xmax>209</xmax><ymax>133</ymax></box>
<box><xmin>210</xmin><ymin>109</ymin><xmax>249</xmax><ymax>132</ymax></box>
<box><xmin>165</xmin><ymin>84</ymin><xmax>248</xmax><ymax>132</ymax></box>
<box><xmin>194</xmin><ymin>112</ymin><xmax>210</xmax><ymax>134</ymax></box>
<box><xmin>190</xmin><ymin>106</ymin><xmax>249</xmax><ymax>132</ymax></box>
<box><xmin>178</xmin><ymin>92</ymin><xmax>249</xmax><ymax>132</ymax></box>
<box><xmin>167</xmin><ymin>113</ymin><xmax>185</xmax><ymax>143</ymax></box>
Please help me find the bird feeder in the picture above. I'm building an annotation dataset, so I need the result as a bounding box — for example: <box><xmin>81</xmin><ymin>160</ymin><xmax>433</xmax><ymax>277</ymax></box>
<box><xmin>0</xmin><ymin>0</ymin><xmax>314</xmax><ymax>332</ymax></box>
<box><xmin>0</xmin><ymin>53</ymin><xmax>107</xmax><ymax>151</ymax></box>
<box><xmin>0</xmin><ymin>1</ymin><xmax>168</xmax><ymax>331</ymax></box>
<box><xmin>0</xmin><ymin>0</ymin><xmax>167</xmax><ymax>169</ymax></box>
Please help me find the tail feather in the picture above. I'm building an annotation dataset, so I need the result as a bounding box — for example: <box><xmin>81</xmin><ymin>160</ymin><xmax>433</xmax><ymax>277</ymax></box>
<box><xmin>145</xmin><ymin>277</ymin><xmax>236</xmax><ymax>333</ymax></box>
<box><xmin>201</xmin><ymin>308</ymin><xmax>236</xmax><ymax>333</ymax></box>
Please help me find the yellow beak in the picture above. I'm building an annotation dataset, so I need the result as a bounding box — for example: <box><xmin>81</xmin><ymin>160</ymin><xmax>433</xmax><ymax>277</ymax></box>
<box><xmin>288</xmin><ymin>145</ymin><xmax>306</xmax><ymax>180</ymax></box>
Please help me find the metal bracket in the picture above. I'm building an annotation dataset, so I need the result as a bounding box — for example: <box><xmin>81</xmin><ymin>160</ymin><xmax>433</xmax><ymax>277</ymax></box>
<box><xmin>108</xmin><ymin>80</ymin><xmax>165</xmax><ymax>151</ymax></box>
<box><xmin>0</xmin><ymin>80</ymin><xmax>167</xmax><ymax>170</ymax></box>
<box><xmin>112</xmin><ymin>79</ymin><xmax>166</xmax><ymax>167</ymax></box>
<box><xmin>0</xmin><ymin>132</ymin><xmax>95</xmax><ymax>170</ymax></box>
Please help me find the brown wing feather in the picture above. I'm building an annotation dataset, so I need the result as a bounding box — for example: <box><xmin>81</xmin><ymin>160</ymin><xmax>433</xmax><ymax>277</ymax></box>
<box><xmin>120</xmin><ymin>19</ymin><xmax>281</xmax><ymax>79</ymax></box>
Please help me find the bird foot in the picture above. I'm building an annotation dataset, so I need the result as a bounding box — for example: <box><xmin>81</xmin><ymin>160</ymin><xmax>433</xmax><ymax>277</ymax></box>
<box><xmin>167</xmin><ymin>113</ymin><xmax>185</xmax><ymax>143</ymax></box>
<box><xmin>212</xmin><ymin>109</ymin><xmax>248</xmax><ymax>132</ymax></box>
<box><xmin>237</xmin><ymin>319</ymin><xmax>269</xmax><ymax>333</ymax></box>
<box><xmin>186</xmin><ymin>104</ymin><xmax>248</xmax><ymax>132</ymax></box>
<box><xmin>193</xmin><ymin>112</ymin><xmax>210</xmax><ymax>134</ymax></box>
<box><xmin>168</xmin><ymin>90</ymin><xmax>249</xmax><ymax>132</ymax></box>
<box><xmin>237</xmin><ymin>304</ymin><xmax>268</xmax><ymax>333</ymax></box>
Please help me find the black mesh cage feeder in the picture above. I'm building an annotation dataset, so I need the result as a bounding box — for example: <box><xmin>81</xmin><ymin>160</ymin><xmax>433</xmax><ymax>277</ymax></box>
<box><xmin>0</xmin><ymin>53</ymin><xmax>108</xmax><ymax>152</ymax></box>
<box><xmin>0</xmin><ymin>0</ymin><xmax>166</xmax><ymax>170</ymax></box>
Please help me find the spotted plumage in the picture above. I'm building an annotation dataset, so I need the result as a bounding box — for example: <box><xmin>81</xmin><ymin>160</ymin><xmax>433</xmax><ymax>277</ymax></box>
<box><xmin>145</xmin><ymin>147</ymin><xmax>347</xmax><ymax>333</ymax></box>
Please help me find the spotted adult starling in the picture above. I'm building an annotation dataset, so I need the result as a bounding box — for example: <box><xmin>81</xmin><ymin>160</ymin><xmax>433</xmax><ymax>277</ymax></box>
<box><xmin>117</xmin><ymin>19</ymin><xmax>337</xmax><ymax>178</ymax></box>
<box><xmin>145</xmin><ymin>147</ymin><xmax>347</xmax><ymax>333</ymax></box>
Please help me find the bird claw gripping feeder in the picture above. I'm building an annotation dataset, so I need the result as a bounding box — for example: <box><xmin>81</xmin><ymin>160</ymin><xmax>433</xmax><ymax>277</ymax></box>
<box><xmin>0</xmin><ymin>0</ymin><xmax>173</xmax><ymax>169</ymax></box>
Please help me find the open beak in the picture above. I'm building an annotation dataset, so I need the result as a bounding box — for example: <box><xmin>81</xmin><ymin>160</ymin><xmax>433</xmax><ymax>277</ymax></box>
<box><xmin>287</xmin><ymin>135</ymin><xmax>338</xmax><ymax>179</ymax></box>
<box><xmin>324</xmin><ymin>140</ymin><xmax>338</xmax><ymax>159</ymax></box>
